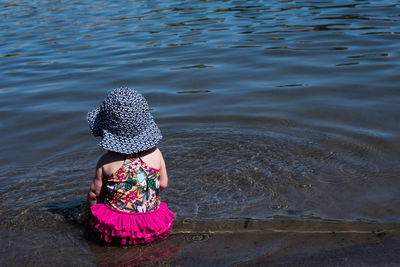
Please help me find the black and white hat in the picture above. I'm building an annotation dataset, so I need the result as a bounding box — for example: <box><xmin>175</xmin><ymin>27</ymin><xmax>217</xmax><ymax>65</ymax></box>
<box><xmin>87</xmin><ymin>87</ymin><xmax>162</xmax><ymax>154</ymax></box>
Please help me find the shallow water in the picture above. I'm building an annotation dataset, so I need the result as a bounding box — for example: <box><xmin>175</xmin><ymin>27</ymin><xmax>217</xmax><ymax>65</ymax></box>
<box><xmin>1</xmin><ymin>0</ymin><xmax>400</xmax><ymax>265</ymax></box>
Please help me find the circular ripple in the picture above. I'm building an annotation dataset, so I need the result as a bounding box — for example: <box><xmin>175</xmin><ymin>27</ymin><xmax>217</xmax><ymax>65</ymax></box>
<box><xmin>190</xmin><ymin>233</ymin><xmax>210</xmax><ymax>241</ymax></box>
<box><xmin>315</xmin><ymin>140</ymin><xmax>383</xmax><ymax>184</ymax></box>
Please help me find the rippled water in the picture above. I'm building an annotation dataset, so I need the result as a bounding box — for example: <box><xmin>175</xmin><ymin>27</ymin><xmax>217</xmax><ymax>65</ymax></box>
<box><xmin>1</xmin><ymin>0</ymin><xmax>400</xmax><ymax>265</ymax></box>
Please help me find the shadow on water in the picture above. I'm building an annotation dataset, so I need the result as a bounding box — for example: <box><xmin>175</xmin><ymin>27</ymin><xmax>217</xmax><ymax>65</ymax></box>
<box><xmin>45</xmin><ymin>199</ymin><xmax>85</xmax><ymax>225</ymax></box>
<box><xmin>45</xmin><ymin>199</ymin><xmax>106</xmax><ymax>249</ymax></box>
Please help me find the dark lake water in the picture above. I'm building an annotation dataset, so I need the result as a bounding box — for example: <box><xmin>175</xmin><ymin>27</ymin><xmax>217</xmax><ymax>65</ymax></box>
<box><xmin>1</xmin><ymin>0</ymin><xmax>400</xmax><ymax>265</ymax></box>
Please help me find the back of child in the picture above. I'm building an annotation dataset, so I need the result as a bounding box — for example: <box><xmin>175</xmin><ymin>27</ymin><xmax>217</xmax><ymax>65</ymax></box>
<box><xmin>85</xmin><ymin>87</ymin><xmax>174</xmax><ymax>245</ymax></box>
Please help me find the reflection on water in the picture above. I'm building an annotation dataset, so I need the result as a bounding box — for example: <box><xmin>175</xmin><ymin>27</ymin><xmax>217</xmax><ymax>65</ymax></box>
<box><xmin>1</xmin><ymin>0</ymin><xmax>400</xmax><ymax>265</ymax></box>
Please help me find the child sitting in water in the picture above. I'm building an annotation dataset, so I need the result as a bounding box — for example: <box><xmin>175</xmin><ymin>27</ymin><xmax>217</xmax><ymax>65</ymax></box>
<box><xmin>84</xmin><ymin>87</ymin><xmax>174</xmax><ymax>245</ymax></box>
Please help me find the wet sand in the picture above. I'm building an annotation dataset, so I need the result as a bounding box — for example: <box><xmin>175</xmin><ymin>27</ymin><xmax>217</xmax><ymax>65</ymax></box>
<box><xmin>2</xmin><ymin>201</ymin><xmax>399</xmax><ymax>266</ymax></box>
<box><xmin>168</xmin><ymin>235</ymin><xmax>400</xmax><ymax>267</ymax></box>
<box><xmin>88</xmin><ymin>220</ymin><xmax>400</xmax><ymax>266</ymax></box>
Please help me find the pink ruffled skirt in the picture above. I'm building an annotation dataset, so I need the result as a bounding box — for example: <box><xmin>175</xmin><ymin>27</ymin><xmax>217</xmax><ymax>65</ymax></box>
<box><xmin>90</xmin><ymin>202</ymin><xmax>175</xmax><ymax>245</ymax></box>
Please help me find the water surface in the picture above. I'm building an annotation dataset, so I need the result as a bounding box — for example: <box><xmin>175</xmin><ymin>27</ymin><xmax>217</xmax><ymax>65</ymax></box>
<box><xmin>1</xmin><ymin>0</ymin><xmax>400</xmax><ymax>265</ymax></box>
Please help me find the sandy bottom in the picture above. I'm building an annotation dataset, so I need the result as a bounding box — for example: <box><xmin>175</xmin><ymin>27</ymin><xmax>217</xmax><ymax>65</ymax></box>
<box><xmin>89</xmin><ymin>220</ymin><xmax>400</xmax><ymax>266</ymax></box>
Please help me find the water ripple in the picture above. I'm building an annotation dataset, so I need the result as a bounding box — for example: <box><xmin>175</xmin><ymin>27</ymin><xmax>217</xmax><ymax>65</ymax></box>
<box><xmin>1</xmin><ymin>0</ymin><xmax>400</xmax><ymax>263</ymax></box>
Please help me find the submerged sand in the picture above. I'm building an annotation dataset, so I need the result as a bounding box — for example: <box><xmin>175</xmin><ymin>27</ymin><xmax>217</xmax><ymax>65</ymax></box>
<box><xmin>90</xmin><ymin>219</ymin><xmax>400</xmax><ymax>266</ymax></box>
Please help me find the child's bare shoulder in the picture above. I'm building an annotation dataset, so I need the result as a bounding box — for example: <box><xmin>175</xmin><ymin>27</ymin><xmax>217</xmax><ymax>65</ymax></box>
<box><xmin>97</xmin><ymin>152</ymin><xmax>125</xmax><ymax>177</ymax></box>
<box><xmin>140</xmin><ymin>147</ymin><xmax>164</xmax><ymax>170</ymax></box>
<box><xmin>151</xmin><ymin>147</ymin><xmax>163</xmax><ymax>157</ymax></box>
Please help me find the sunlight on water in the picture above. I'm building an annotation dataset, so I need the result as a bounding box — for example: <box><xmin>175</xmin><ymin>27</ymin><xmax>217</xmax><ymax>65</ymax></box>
<box><xmin>1</xmin><ymin>0</ymin><xmax>400</xmax><ymax>265</ymax></box>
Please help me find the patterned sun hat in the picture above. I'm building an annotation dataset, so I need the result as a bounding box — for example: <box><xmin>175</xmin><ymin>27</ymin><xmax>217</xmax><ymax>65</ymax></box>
<box><xmin>87</xmin><ymin>87</ymin><xmax>162</xmax><ymax>154</ymax></box>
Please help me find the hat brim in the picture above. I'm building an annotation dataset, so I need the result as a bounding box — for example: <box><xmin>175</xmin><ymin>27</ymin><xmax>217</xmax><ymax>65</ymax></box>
<box><xmin>87</xmin><ymin>106</ymin><xmax>102</xmax><ymax>137</ymax></box>
<box><xmin>98</xmin><ymin>118</ymin><xmax>162</xmax><ymax>154</ymax></box>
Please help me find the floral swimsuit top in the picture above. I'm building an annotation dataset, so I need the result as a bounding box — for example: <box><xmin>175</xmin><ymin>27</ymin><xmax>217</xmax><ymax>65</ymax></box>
<box><xmin>104</xmin><ymin>154</ymin><xmax>161</xmax><ymax>213</ymax></box>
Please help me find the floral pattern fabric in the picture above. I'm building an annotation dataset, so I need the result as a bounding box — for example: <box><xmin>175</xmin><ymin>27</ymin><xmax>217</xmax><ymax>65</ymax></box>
<box><xmin>104</xmin><ymin>154</ymin><xmax>161</xmax><ymax>212</ymax></box>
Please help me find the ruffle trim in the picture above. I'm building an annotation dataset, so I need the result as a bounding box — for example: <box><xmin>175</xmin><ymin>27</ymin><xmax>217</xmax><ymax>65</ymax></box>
<box><xmin>90</xmin><ymin>202</ymin><xmax>175</xmax><ymax>245</ymax></box>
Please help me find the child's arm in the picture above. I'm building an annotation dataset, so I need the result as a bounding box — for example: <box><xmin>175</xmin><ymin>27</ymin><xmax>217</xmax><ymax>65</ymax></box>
<box><xmin>159</xmin><ymin>153</ymin><xmax>168</xmax><ymax>192</ymax></box>
<box><xmin>87</xmin><ymin>162</ymin><xmax>105</xmax><ymax>207</ymax></box>
<box><xmin>81</xmin><ymin>161</ymin><xmax>105</xmax><ymax>223</ymax></box>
